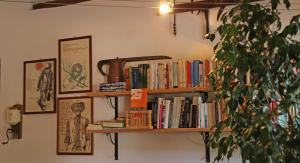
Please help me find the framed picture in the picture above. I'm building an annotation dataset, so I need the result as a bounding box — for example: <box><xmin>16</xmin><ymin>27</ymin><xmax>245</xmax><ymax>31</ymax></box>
<box><xmin>57</xmin><ymin>96</ymin><xmax>93</xmax><ymax>155</ymax></box>
<box><xmin>58</xmin><ymin>36</ymin><xmax>92</xmax><ymax>94</ymax></box>
<box><xmin>23</xmin><ymin>58</ymin><xmax>56</xmax><ymax>114</ymax></box>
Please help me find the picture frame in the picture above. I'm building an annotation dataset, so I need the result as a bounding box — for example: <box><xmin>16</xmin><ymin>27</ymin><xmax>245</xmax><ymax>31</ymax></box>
<box><xmin>57</xmin><ymin>96</ymin><xmax>94</xmax><ymax>155</ymax></box>
<box><xmin>23</xmin><ymin>58</ymin><xmax>56</xmax><ymax>114</ymax></box>
<box><xmin>58</xmin><ymin>36</ymin><xmax>92</xmax><ymax>94</ymax></box>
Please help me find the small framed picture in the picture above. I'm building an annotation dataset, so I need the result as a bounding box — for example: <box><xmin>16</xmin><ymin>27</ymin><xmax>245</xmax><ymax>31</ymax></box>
<box><xmin>57</xmin><ymin>96</ymin><xmax>93</xmax><ymax>155</ymax></box>
<box><xmin>23</xmin><ymin>58</ymin><xmax>56</xmax><ymax>114</ymax></box>
<box><xmin>58</xmin><ymin>36</ymin><xmax>92</xmax><ymax>94</ymax></box>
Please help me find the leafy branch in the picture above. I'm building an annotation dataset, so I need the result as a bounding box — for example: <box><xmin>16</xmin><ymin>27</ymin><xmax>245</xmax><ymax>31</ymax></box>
<box><xmin>208</xmin><ymin>0</ymin><xmax>300</xmax><ymax>162</ymax></box>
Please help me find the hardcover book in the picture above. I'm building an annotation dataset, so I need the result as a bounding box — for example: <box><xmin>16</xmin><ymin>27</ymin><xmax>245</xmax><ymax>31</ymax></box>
<box><xmin>130</xmin><ymin>88</ymin><xmax>148</xmax><ymax>109</ymax></box>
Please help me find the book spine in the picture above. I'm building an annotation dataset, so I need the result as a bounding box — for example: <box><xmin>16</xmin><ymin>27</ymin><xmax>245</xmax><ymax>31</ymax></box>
<box><xmin>191</xmin><ymin>105</ymin><xmax>197</xmax><ymax>128</ymax></box>
<box><xmin>171</xmin><ymin>97</ymin><xmax>178</xmax><ymax>128</ymax></box>
<box><xmin>131</xmin><ymin>67</ymin><xmax>139</xmax><ymax>89</ymax></box>
<box><xmin>129</xmin><ymin>66</ymin><xmax>133</xmax><ymax>89</ymax></box>
<box><xmin>146</xmin><ymin>64</ymin><xmax>150</xmax><ymax>89</ymax></box>
<box><xmin>172</xmin><ymin>62</ymin><xmax>178</xmax><ymax>88</ymax></box>
<box><xmin>199</xmin><ymin>63</ymin><xmax>203</xmax><ymax>87</ymax></box>
<box><xmin>187</xmin><ymin>61</ymin><xmax>191</xmax><ymax>88</ymax></box>
<box><xmin>168</xmin><ymin>101</ymin><xmax>173</xmax><ymax>128</ymax></box>
<box><xmin>195</xmin><ymin>60</ymin><xmax>200</xmax><ymax>86</ymax></box>
<box><xmin>183</xmin><ymin>99</ymin><xmax>191</xmax><ymax>128</ymax></box>
<box><xmin>138</xmin><ymin>64</ymin><xmax>143</xmax><ymax>88</ymax></box>
<box><xmin>168</xmin><ymin>62</ymin><xmax>173</xmax><ymax>89</ymax></box>
<box><xmin>204</xmin><ymin>103</ymin><xmax>208</xmax><ymax>128</ymax></box>
<box><xmin>166</xmin><ymin>63</ymin><xmax>169</xmax><ymax>89</ymax></box>
<box><xmin>179</xmin><ymin>99</ymin><xmax>184</xmax><ymax>128</ymax></box>
<box><xmin>164</xmin><ymin>100</ymin><xmax>171</xmax><ymax>128</ymax></box>
<box><xmin>124</xmin><ymin>68</ymin><xmax>130</xmax><ymax>90</ymax></box>
<box><xmin>152</xmin><ymin>102</ymin><xmax>158</xmax><ymax>129</ymax></box>
<box><xmin>182</xmin><ymin>59</ymin><xmax>187</xmax><ymax>88</ymax></box>
<box><xmin>157</xmin><ymin>98</ymin><xmax>163</xmax><ymax>129</ymax></box>
<box><xmin>205</xmin><ymin>60</ymin><xmax>210</xmax><ymax>87</ymax></box>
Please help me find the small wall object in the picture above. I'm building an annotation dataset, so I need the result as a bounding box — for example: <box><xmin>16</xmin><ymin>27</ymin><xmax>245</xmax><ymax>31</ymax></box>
<box><xmin>23</xmin><ymin>58</ymin><xmax>56</xmax><ymax>114</ymax></box>
<box><xmin>57</xmin><ymin>96</ymin><xmax>93</xmax><ymax>155</ymax></box>
<box><xmin>58</xmin><ymin>36</ymin><xmax>92</xmax><ymax>94</ymax></box>
<box><xmin>2</xmin><ymin>104</ymin><xmax>23</xmax><ymax>145</ymax></box>
<box><xmin>125</xmin><ymin>110</ymin><xmax>152</xmax><ymax>129</ymax></box>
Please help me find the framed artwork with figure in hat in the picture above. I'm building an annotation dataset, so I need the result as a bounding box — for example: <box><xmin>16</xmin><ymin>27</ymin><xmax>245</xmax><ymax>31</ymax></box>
<box><xmin>57</xmin><ymin>96</ymin><xmax>93</xmax><ymax>155</ymax></box>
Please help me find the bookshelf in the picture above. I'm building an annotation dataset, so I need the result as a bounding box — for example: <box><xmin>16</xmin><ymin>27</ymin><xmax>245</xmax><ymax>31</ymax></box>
<box><xmin>90</xmin><ymin>58</ymin><xmax>218</xmax><ymax>162</ymax></box>
<box><xmin>87</xmin><ymin>87</ymin><xmax>223</xmax><ymax>162</ymax></box>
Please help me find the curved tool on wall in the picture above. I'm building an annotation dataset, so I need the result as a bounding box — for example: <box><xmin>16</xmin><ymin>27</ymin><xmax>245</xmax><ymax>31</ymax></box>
<box><xmin>98</xmin><ymin>55</ymin><xmax>172</xmax><ymax>83</ymax></box>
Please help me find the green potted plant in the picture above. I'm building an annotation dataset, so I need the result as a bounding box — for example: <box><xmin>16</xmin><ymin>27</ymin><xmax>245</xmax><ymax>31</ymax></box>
<box><xmin>208</xmin><ymin>0</ymin><xmax>300</xmax><ymax>162</ymax></box>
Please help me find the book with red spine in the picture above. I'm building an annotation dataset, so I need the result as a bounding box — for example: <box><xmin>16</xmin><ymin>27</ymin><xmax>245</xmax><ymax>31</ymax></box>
<box><xmin>186</xmin><ymin>61</ymin><xmax>191</xmax><ymax>88</ymax></box>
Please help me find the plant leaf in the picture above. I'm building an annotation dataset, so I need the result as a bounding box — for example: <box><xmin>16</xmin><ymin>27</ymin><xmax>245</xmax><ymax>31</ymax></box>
<box><xmin>284</xmin><ymin>0</ymin><xmax>291</xmax><ymax>9</ymax></box>
<box><xmin>217</xmin><ymin>6</ymin><xmax>226</xmax><ymax>21</ymax></box>
<box><xmin>271</xmin><ymin>0</ymin><xmax>279</xmax><ymax>10</ymax></box>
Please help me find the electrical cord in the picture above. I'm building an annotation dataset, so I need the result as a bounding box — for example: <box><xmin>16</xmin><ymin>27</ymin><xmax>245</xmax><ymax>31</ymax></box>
<box><xmin>106</xmin><ymin>133</ymin><xmax>115</xmax><ymax>145</ymax></box>
<box><xmin>2</xmin><ymin>129</ymin><xmax>12</xmax><ymax>145</ymax></box>
<box><xmin>106</xmin><ymin>96</ymin><xmax>115</xmax><ymax>109</ymax></box>
<box><xmin>0</xmin><ymin>0</ymin><xmax>299</xmax><ymax>11</ymax></box>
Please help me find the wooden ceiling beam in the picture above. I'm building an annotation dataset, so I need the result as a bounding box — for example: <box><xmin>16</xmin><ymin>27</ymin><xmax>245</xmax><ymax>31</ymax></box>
<box><xmin>32</xmin><ymin>0</ymin><xmax>91</xmax><ymax>10</ymax></box>
<box><xmin>173</xmin><ymin>0</ymin><xmax>263</xmax><ymax>14</ymax></box>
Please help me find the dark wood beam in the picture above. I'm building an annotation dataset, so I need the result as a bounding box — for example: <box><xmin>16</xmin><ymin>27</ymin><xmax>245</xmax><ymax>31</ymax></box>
<box><xmin>173</xmin><ymin>0</ymin><xmax>263</xmax><ymax>14</ymax></box>
<box><xmin>32</xmin><ymin>0</ymin><xmax>91</xmax><ymax>10</ymax></box>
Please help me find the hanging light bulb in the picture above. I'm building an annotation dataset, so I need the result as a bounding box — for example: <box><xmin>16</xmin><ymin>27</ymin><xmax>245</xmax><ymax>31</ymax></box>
<box><xmin>159</xmin><ymin>0</ymin><xmax>173</xmax><ymax>15</ymax></box>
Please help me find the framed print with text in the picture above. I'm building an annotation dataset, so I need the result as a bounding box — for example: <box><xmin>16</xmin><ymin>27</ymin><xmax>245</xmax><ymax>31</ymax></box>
<box><xmin>57</xmin><ymin>96</ymin><xmax>93</xmax><ymax>155</ymax></box>
<box><xmin>23</xmin><ymin>58</ymin><xmax>56</xmax><ymax>114</ymax></box>
<box><xmin>59</xmin><ymin>36</ymin><xmax>92</xmax><ymax>94</ymax></box>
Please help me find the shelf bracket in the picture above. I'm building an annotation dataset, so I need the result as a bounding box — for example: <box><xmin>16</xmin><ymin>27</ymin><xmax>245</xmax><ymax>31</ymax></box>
<box><xmin>202</xmin><ymin>132</ymin><xmax>210</xmax><ymax>162</ymax></box>
<box><xmin>114</xmin><ymin>97</ymin><xmax>119</xmax><ymax>160</ymax></box>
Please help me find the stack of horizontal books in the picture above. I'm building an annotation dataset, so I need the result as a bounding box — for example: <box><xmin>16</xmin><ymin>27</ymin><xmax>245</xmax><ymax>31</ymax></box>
<box><xmin>87</xmin><ymin>119</ymin><xmax>125</xmax><ymax>131</ymax></box>
<box><xmin>100</xmin><ymin>120</ymin><xmax>125</xmax><ymax>128</ymax></box>
<box><xmin>99</xmin><ymin>82</ymin><xmax>126</xmax><ymax>92</ymax></box>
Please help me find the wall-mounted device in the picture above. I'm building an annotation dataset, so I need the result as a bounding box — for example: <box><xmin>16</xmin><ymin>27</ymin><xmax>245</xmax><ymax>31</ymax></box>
<box><xmin>2</xmin><ymin>104</ymin><xmax>23</xmax><ymax>145</ymax></box>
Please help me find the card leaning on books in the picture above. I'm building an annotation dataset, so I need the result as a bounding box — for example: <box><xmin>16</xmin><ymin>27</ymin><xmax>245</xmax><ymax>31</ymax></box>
<box><xmin>130</xmin><ymin>88</ymin><xmax>147</xmax><ymax>109</ymax></box>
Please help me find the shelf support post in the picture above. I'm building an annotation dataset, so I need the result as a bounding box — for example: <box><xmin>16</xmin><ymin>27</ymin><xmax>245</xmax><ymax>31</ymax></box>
<box><xmin>203</xmin><ymin>132</ymin><xmax>210</xmax><ymax>162</ymax></box>
<box><xmin>114</xmin><ymin>97</ymin><xmax>119</xmax><ymax>160</ymax></box>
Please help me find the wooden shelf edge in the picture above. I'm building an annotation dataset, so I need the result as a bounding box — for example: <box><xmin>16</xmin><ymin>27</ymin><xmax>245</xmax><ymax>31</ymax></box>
<box><xmin>88</xmin><ymin>127</ymin><xmax>231</xmax><ymax>134</ymax></box>
<box><xmin>86</xmin><ymin>87</ymin><xmax>211</xmax><ymax>97</ymax></box>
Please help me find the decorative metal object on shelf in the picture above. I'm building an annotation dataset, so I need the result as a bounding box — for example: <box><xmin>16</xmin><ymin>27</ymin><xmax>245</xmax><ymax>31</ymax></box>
<box><xmin>97</xmin><ymin>55</ymin><xmax>172</xmax><ymax>83</ymax></box>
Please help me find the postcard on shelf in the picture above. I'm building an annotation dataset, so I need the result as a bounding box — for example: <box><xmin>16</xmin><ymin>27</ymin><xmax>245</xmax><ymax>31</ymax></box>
<box><xmin>130</xmin><ymin>88</ymin><xmax>148</xmax><ymax>109</ymax></box>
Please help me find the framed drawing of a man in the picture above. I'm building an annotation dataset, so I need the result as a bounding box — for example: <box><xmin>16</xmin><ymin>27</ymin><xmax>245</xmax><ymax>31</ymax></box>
<box><xmin>23</xmin><ymin>59</ymin><xmax>56</xmax><ymax>114</ymax></box>
<box><xmin>58</xmin><ymin>36</ymin><xmax>92</xmax><ymax>94</ymax></box>
<box><xmin>57</xmin><ymin>96</ymin><xmax>93</xmax><ymax>155</ymax></box>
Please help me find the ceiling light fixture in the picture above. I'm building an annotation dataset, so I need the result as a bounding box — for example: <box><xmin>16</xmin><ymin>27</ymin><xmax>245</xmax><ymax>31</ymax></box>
<box><xmin>159</xmin><ymin>0</ymin><xmax>173</xmax><ymax>15</ymax></box>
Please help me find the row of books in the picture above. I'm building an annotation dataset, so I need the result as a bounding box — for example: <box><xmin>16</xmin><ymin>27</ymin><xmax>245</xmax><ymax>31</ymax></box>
<box><xmin>147</xmin><ymin>96</ymin><xmax>225</xmax><ymax>129</ymax></box>
<box><xmin>124</xmin><ymin>59</ymin><xmax>215</xmax><ymax>89</ymax></box>
<box><xmin>269</xmin><ymin>101</ymin><xmax>300</xmax><ymax>127</ymax></box>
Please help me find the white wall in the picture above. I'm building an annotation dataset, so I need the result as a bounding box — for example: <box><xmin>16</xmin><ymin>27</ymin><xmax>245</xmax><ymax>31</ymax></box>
<box><xmin>0</xmin><ymin>1</ymin><xmax>298</xmax><ymax>163</ymax></box>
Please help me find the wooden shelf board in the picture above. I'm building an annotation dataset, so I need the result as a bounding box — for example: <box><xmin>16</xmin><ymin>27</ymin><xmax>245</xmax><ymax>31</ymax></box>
<box><xmin>87</xmin><ymin>91</ymin><xmax>130</xmax><ymax>97</ymax></box>
<box><xmin>88</xmin><ymin>128</ymin><xmax>230</xmax><ymax>134</ymax></box>
<box><xmin>86</xmin><ymin>87</ymin><xmax>210</xmax><ymax>97</ymax></box>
